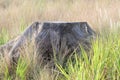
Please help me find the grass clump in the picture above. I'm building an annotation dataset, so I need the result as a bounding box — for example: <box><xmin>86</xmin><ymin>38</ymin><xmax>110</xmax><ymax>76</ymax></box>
<box><xmin>0</xmin><ymin>26</ymin><xmax>120</xmax><ymax>80</ymax></box>
<box><xmin>0</xmin><ymin>28</ymin><xmax>9</xmax><ymax>45</ymax></box>
<box><xmin>56</xmin><ymin>27</ymin><xmax>120</xmax><ymax>80</ymax></box>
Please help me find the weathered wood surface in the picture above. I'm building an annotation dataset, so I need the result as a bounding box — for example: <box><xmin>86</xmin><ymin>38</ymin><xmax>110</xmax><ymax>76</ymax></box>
<box><xmin>0</xmin><ymin>22</ymin><xmax>96</xmax><ymax>65</ymax></box>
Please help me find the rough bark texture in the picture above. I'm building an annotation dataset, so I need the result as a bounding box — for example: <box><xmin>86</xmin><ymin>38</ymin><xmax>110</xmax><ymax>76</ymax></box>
<box><xmin>0</xmin><ymin>21</ymin><xmax>96</xmax><ymax>66</ymax></box>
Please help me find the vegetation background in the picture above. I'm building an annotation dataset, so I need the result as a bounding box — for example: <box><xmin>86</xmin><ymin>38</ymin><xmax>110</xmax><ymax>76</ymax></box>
<box><xmin>0</xmin><ymin>0</ymin><xmax>120</xmax><ymax>80</ymax></box>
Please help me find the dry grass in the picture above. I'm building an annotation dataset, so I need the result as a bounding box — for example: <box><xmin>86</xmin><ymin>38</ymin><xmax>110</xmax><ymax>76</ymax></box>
<box><xmin>0</xmin><ymin>0</ymin><xmax>120</xmax><ymax>36</ymax></box>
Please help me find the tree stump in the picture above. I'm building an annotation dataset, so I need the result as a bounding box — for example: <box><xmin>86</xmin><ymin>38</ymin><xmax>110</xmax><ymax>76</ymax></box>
<box><xmin>0</xmin><ymin>21</ymin><xmax>96</xmax><ymax>66</ymax></box>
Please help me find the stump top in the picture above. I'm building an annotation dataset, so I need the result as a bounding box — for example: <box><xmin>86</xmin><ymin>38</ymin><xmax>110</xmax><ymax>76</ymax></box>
<box><xmin>41</xmin><ymin>21</ymin><xmax>92</xmax><ymax>32</ymax></box>
<box><xmin>42</xmin><ymin>21</ymin><xmax>87</xmax><ymax>24</ymax></box>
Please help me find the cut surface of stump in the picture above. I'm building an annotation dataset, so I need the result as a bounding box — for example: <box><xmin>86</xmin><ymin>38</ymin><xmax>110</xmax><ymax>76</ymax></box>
<box><xmin>0</xmin><ymin>21</ymin><xmax>96</xmax><ymax>66</ymax></box>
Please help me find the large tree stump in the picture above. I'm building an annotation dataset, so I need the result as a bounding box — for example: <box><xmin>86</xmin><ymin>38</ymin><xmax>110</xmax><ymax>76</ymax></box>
<box><xmin>0</xmin><ymin>21</ymin><xmax>96</xmax><ymax>66</ymax></box>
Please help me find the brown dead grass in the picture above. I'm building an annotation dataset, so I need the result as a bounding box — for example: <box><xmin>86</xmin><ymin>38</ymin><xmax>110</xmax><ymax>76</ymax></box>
<box><xmin>0</xmin><ymin>0</ymin><xmax>120</xmax><ymax>36</ymax></box>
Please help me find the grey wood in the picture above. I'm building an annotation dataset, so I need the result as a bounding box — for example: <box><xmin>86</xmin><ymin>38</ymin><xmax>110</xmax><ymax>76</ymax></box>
<box><xmin>0</xmin><ymin>21</ymin><xmax>96</xmax><ymax>66</ymax></box>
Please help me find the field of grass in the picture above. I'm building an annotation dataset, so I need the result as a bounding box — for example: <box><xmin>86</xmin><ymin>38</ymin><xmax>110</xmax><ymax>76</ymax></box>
<box><xmin>0</xmin><ymin>0</ymin><xmax>120</xmax><ymax>80</ymax></box>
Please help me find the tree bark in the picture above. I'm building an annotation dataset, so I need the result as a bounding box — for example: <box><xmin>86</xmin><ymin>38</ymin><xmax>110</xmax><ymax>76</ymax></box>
<box><xmin>0</xmin><ymin>21</ymin><xmax>96</xmax><ymax>66</ymax></box>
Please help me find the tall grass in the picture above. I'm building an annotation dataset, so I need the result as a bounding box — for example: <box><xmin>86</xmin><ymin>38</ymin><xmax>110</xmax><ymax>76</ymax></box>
<box><xmin>0</xmin><ymin>0</ymin><xmax>120</xmax><ymax>34</ymax></box>
<box><xmin>0</xmin><ymin>28</ymin><xmax>9</xmax><ymax>45</ymax></box>
<box><xmin>0</xmin><ymin>24</ymin><xmax>120</xmax><ymax>80</ymax></box>
<box><xmin>0</xmin><ymin>0</ymin><xmax>120</xmax><ymax>80</ymax></box>
<box><xmin>56</xmin><ymin>27</ymin><xmax>120</xmax><ymax>80</ymax></box>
